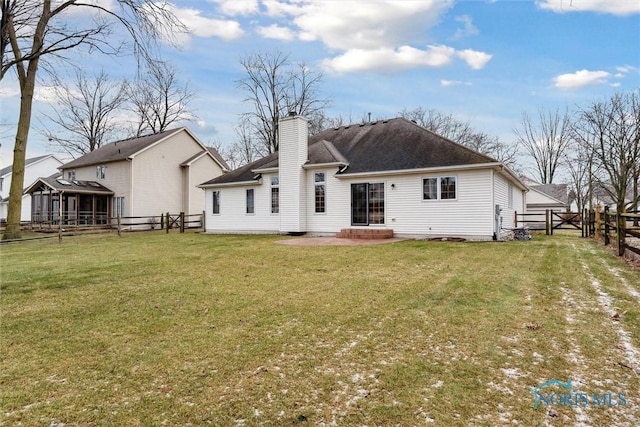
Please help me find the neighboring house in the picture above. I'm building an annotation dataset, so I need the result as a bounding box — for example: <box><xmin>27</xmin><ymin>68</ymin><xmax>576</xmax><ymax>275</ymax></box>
<box><xmin>0</xmin><ymin>154</ymin><xmax>64</xmax><ymax>222</ymax></box>
<box><xmin>523</xmin><ymin>182</ymin><xmax>569</xmax><ymax>229</ymax></box>
<box><xmin>25</xmin><ymin>128</ymin><xmax>228</xmax><ymax>226</ymax></box>
<box><xmin>199</xmin><ymin>115</ymin><xmax>527</xmax><ymax>240</ymax></box>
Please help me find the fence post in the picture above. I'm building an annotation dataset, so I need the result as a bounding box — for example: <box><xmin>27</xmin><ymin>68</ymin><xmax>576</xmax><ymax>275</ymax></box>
<box><xmin>617</xmin><ymin>211</ymin><xmax>625</xmax><ymax>257</ymax></box>
<box><xmin>545</xmin><ymin>210</ymin><xmax>549</xmax><ymax>235</ymax></box>
<box><xmin>117</xmin><ymin>214</ymin><xmax>121</xmax><ymax>236</ymax></box>
<box><xmin>180</xmin><ymin>212</ymin><xmax>185</xmax><ymax>233</ymax></box>
<box><xmin>550</xmin><ymin>209</ymin><xmax>554</xmax><ymax>235</ymax></box>
<box><xmin>160</xmin><ymin>213</ymin><xmax>164</xmax><ymax>230</ymax></box>
<box><xmin>594</xmin><ymin>207</ymin><xmax>601</xmax><ymax>240</ymax></box>
<box><xmin>166</xmin><ymin>212</ymin><xmax>170</xmax><ymax>233</ymax></box>
<box><xmin>202</xmin><ymin>210</ymin><xmax>206</xmax><ymax>232</ymax></box>
<box><xmin>604</xmin><ymin>206</ymin><xmax>610</xmax><ymax>245</ymax></box>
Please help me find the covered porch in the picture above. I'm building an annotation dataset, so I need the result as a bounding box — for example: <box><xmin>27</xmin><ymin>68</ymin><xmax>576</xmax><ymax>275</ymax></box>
<box><xmin>26</xmin><ymin>176</ymin><xmax>114</xmax><ymax>226</ymax></box>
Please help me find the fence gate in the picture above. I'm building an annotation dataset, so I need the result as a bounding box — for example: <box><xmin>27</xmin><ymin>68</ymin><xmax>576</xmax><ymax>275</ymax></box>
<box><xmin>548</xmin><ymin>210</ymin><xmax>582</xmax><ymax>235</ymax></box>
<box><xmin>165</xmin><ymin>212</ymin><xmax>185</xmax><ymax>233</ymax></box>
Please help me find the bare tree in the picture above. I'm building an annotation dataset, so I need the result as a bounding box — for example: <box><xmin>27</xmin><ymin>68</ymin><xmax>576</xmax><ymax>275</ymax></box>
<box><xmin>129</xmin><ymin>60</ymin><xmax>196</xmax><ymax>136</ymax></box>
<box><xmin>400</xmin><ymin>107</ymin><xmax>519</xmax><ymax>170</ymax></box>
<box><xmin>41</xmin><ymin>70</ymin><xmax>127</xmax><ymax>157</ymax></box>
<box><xmin>219</xmin><ymin>117</ymin><xmax>268</xmax><ymax>169</ymax></box>
<box><xmin>237</xmin><ymin>50</ymin><xmax>330</xmax><ymax>154</ymax></box>
<box><xmin>1</xmin><ymin>0</ymin><xmax>184</xmax><ymax>239</ymax></box>
<box><xmin>514</xmin><ymin>107</ymin><xmax>572</xmax><ymax>184</ymax></box>
<box><xmin>564</xmin><ymin>140</ymin><xmax>594</xmax><ymax>213</ymax></box>
<box><xmin>574</xmin><ymin>91</ymin><xmax>640</xmax><ymax>214</ymax></box>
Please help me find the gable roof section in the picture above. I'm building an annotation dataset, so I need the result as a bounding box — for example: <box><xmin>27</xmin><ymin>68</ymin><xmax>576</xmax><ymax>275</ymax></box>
<box><xmin>202</xmin><ymin>152</ymin><xmax>278</xmax><ymax>186</ymax></box>
<box><xmin>526</xmin><ymin>186</ymin><xmax>567</xmax><ymax>207</ymax></box>
<box><xmin>307</xmin><ymin>140</ymin><xmax>349</xmax><ymax>166</ymax></box>
<box><xmin>201</xmin><ymin>117</ymin><xmax>523</xmax><ymax>187</ymax></box>
<box><xmin>531</xmin><ymin>184</ymin><xmax>568</xmax><ymax>204</ymax></box>
<box><xmin>62</xmin><ymin>128</ymin><xmax>185</xmax><ymax>169</ymax></box>
<box><xmin>0</xmin><ymin>154</ymin><xmax>61</xmax><ymax>177</ymax></box>
<box><xmin>207</xmin><ymin>147</ymin><xmax>231</xmax><ymax>171</ymax></box>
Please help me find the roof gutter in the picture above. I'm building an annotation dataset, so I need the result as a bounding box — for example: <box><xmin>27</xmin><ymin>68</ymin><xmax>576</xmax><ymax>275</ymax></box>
<box><xmin>198</xmin><ymin>179</ymin><xmax>262</xmax><ymax>189</ymax></box>
<box><xmin>335</xmin><ymin>162</ymin><xmax>528</xmax><ymax>191</ymax></box>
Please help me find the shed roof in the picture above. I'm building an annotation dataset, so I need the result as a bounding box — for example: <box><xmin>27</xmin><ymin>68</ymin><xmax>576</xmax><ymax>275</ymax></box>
<box><xmin>25</xmin><ymin>175</ymin><xmax>114</xmax><ymax>195</ymax></box>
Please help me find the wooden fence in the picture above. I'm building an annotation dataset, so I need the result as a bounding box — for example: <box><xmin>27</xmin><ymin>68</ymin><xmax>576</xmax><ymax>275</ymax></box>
<box><xmin>514</xmin><ymin>209</ymin><xmax>592</xmax><ymax>237</ymax></box>
<box><xmin>597</xmin><ymin>208</ymin><xmax>640</xmax><ymax>257</ymax></box>
<box><xmin>5</xmin><ymin>211</ymin><xmax>205</xmax><ymax>242</ymax></box>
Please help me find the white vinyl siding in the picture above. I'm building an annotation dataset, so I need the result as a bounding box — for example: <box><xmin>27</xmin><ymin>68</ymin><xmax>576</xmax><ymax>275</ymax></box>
<box><xmin>204</xmin><ymin>185</ymin><xmax>280</xmax><ymax>233</ymax></box>
<box><xmin>205</xmin><ymin>167</ymin><xmax>521</xmax><ymax>240</ymax></box>
<box><xmin>384</xmin><ymin>169</ymin><xmax>493</xmax><ymax>238</ymax></box>
<box><xmin>493</xmin><ymin>172</ymin><xmax>524</xmax><ymax>232</ymax></box>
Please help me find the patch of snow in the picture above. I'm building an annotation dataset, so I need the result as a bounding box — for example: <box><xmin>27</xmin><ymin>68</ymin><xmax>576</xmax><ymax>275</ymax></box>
<box><xmin>501</xmin><ymin>368</ymin><xmax>525</xmax><ymax>379</ymax></box>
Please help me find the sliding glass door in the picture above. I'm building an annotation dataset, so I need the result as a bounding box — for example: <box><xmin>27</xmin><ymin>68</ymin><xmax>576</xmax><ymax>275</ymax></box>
<box><xmin>351</xmin><ymin>183</ymin><xmax>384</xmax><ymax>226</ymax></box>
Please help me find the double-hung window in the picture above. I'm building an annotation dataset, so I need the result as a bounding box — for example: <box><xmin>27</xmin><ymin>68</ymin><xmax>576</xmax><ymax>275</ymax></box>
<box><xmin>422</xmin><ymin>176</ymin><xmax>456</xmax><ymax>200</ymax></box>
<box><xmin>113</xmin><ymin>196</ymin><xmax>125</xmax><ymax>218</ymax></box>
<box><xmin>271</xmin><ymin>176</ymin><xmax>279</xmax><ymax>213</ymax></box>
<box><xmin>314</xmin><ymin>172</ymin><xmax>326</xmax><ymax>213</ymax></box>
<box><xmin>96</xmin><ymin>165</ymin><xmax>106</xmax><ymax>179</ymax></box>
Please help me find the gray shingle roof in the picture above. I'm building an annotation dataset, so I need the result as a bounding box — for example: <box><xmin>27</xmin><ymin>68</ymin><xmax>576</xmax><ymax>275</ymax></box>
<box><xmin>0</xmin><ymin>155</ymin><xmax>53</xmax><ymax>177</ymax></box>
<box><xmin>531</xmin><ymin>184</ymin><xmax>568</xmax><ymax>204</ymax></box>
<box><xmin>27</xmin><ymin>175</ymin><xmax>114</xmax><ymax>195</ymax></box>
<box><xmin>62</xmin><ymin>128</ymin><xmax>184</xmax><ymax>169</ymax></box>
<box><xmin>201</xmin><ymin>118</ymin><xmax>499</xmax><ymax>186</ymax></box>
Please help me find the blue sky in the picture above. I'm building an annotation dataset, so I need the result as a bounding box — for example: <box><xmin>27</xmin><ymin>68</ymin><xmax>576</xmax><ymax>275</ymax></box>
<box><xmin>0</xmin><ymin>0</ymin><xmax>638</xmax><ymax>173</ymax></box>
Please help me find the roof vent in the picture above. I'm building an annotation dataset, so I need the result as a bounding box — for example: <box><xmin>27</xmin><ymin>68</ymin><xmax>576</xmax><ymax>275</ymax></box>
<box><xmin>288</xmin><ymin>111</ymin><xmax>297</xmax><ymax>117</ymax></box>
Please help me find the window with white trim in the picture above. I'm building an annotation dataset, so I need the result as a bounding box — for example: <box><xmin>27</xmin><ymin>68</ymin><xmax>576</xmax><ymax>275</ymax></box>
<box><xmin>422</xmin><ymin>176</ymin><xmax>456</xmax><ymax>200</ymax></box>
<box><xmin>314</xmin><ymin>172</ymin><xmax>325</xmax><ymax>213</ymax></box>
<box><xmin>113</xmin><ymin>196</ymin><xmax>125</xmax><ymax>218</ymax></box>
<box><xmin>246</xmin><ymin>188</ymin><xmax>254</xmax><ymax>214</ymax></box>
<box><xmin>96</xmin><ymin>165</ymin><xmax>106</xmax><ymax>179</ymax></box>
<box><xmin>68</xmin><ymin>170</ymin><xmax>76</xmax><ymax>181</ymax></box>
<box><xmin>271</xmin><ymin>176</ymin><xmax>279</xmax><ymax>213</ymax></box>
<box><xmin>212</xmin><ymin>191</ymin><xmax>220</xmax><ymax>214</ymax></box>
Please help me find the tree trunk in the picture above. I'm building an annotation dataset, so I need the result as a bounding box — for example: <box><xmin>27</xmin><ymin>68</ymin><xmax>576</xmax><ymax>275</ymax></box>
<box><xmin>3</xmin><ymin>71</ymin><xmax>37</xmax><ymax>239</ymax></box>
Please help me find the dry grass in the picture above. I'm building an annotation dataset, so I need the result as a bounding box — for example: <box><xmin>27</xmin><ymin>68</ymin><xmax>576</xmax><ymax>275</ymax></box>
<box><xmin>1</xmin><ymin>232</ymin><xmax>639</xmax><ymax>426</ymax></box>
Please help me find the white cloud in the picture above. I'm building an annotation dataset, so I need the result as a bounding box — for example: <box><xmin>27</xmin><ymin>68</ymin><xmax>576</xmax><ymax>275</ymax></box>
<box><xmin>0</xmin><ymin>87</ymin><xmax>20</xmax><ymax>98</ymax></box>
<box><xmin>323</xmin><ymin>45</ymin><xmax>492</xmax><ymax>73</ymax></box>
<box><xmin>254</xmin><ymin>1</ymin><xmax>495</xmax><ymax>74</ymax></box>
<box><xmin>452</xmin><ymin>15</ymin><xmax>479</xmax><ymax>39</ymax></box>
<box><xmin>212</xmin><ymin>0</ymin><xmax>259</xmax><ymax>16</ymax></box>
<box><xmin>552</xmin><ymin>69</ymin><xmax>610</xmax><ymax>89</ymax></box>
<box><xmin>266</xmin><ymin>0</ymin><xmax>453</xmax><ymax>50</ymax></box>
<box><xmin>441</xmin><ymin>80</ymin><xmax>471</xmax><ymax>87</ymax></box>
<box><xmin>169</xmin><ymin>5</ymin><xmax>244</xmax><ymax>43</ymax></box>
<box><xmin>615</xmin><ymin>65</ymin><xmax>637</xmax><ymax>74</ymax></box>
<box><xmin>610</xmin><ymin>82</ymin><xmax>621</xmax><ymax>87</ymax></box>
<box><xmin>256</xmin><ymin>24</ymin><xmax>295</xmax><ymax>40</ymax></box>
<box><xmin>456</xmin><ymin>49</ymin><xmax>492</xmax><ymax>69</ymax></box>
<box><xmin>34</xmin><ymin>86</ymin><xmax>60</xmax><ymax>104</ymax></box>
<box><xmin>537</xmin><ymin>0</ymin><xmax>640</xmax><ymax>16</ymax></box>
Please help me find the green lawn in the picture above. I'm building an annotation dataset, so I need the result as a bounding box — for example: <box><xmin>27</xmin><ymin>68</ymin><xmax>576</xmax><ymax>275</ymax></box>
<box><xmin>1</xmin><ymin>232</ymin><xmax>639</xmax><ymax>426</ymax></box>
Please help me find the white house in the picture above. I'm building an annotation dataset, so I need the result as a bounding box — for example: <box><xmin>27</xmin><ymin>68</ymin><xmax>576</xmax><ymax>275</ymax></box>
<box><xmin>0</xmin><ymin>154</ymin><xmax>64</xmax><ymax>222</ymax></box>
<box><xmin>26</xmin><ymin>127</ymin><xmax>228</xmax><ymax>226</ymax></box>
<box><xmin>199</xmin><ymin>115</ymin><xmax>527</xmax><ymax>240</ymax></box>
